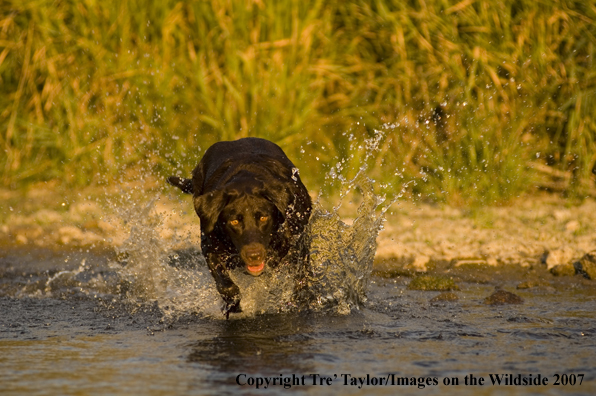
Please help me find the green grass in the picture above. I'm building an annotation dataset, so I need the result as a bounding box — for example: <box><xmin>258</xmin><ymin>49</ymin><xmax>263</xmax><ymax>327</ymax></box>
<box><xmin>1</xmin><ymin>0</ymin><xmax>595</xmax><ymax>205</ymax></box>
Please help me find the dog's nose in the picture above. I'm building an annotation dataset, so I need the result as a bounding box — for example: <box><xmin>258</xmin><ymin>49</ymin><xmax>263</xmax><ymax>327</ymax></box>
<box><xmin>243</xmin><ymin>243</ymin><xmax>265</xmax><ymax>257</ymax></box>
<box><xmin>242</xmin><ymin>244</ymin><xmax>267</xmax><ymax>276</ymax></box>
<box><xmin>246</xmin><ymin>249</ymin><xmax>262</xmax><ymax>261</ymax></box>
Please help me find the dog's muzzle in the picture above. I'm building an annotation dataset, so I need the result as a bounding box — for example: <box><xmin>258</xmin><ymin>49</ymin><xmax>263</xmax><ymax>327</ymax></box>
<box><xmin>241</xmin><ymin>244</ymin><xmax>267</xmax><ymax>276</ymax></box>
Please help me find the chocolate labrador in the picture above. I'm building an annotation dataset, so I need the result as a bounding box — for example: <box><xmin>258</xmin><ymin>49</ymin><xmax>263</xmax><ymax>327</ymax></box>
<box><xmin>168</xmin><ymin>137</ymin><xmax>312</xmax><ymax>318</ymax></box>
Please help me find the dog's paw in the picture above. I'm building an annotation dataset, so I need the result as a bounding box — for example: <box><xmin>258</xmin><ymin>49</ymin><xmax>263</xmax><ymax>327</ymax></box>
<box><xmin>222</xmin><ymin>296</ymin><xmax>242</xmax><ymax>319</ymax></box>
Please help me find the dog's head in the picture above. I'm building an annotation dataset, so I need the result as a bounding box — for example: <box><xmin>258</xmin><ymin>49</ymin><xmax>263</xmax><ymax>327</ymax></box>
<box><xmin>193</xmin><ymin>182</ymin><xmax>290</xmax><ymax>276</ymax></box>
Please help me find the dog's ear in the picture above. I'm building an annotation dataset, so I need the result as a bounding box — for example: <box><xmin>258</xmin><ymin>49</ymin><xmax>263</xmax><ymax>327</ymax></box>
<box><xmin>167</xmin><ymin>176</ymin><xmax>194</xmax><ymax>194</ymax></box>
<box><xmin>261</xmin><ymin>177</ymin><xmax>312</xmax><ymax>233</ymax></box>
<box><xmin>263</xmin><ymin>183</ymin><xmax>293</xmax><ymax>221</ymax></box>
<box><xmin>193</xmin><ymin>190</ymin><xmax>230</xmax><ymax>234</ymax></box>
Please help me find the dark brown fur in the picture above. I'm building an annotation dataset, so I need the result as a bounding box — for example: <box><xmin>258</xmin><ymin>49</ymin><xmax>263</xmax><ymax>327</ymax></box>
<box><xmin>168</xmin><ymin>138</ymin><xmax>312</xmax><ymax>317</ymax></box>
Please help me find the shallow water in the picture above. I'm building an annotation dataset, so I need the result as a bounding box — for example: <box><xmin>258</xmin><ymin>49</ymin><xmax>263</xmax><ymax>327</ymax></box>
<box><xmin>1</xmin><ymin>153</ymin><xmax>595</xmax><ymax>394</ymax></box>
<box><xmin>1</xmin><ymin>246</ymin><xmax>595</xmax><ymax>396</ymax></box>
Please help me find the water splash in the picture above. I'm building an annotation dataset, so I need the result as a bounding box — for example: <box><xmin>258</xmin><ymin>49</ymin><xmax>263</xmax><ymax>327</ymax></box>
<box><xmin>107</xmin><ymin>179</ymin><xmax>385</xmax><ymax>320</ymax></box>
<box><xmin>73</xmin><ymin>128</ymin><xmax>411</xmax><ymax>320</ymax></box>
<box><xmin>111</xmin><ymin>196</ymin><xmax>222</xmax><ymax>319</ymax></box>
<box><xmin>44</xmin><ymin>259</ymin><xmax>89</xmax><ymax>295</ymax></box>
<box><xmin>298</xmin><ymin>127</ymin><xmax>415</xmax><ymax>314</ymax></box>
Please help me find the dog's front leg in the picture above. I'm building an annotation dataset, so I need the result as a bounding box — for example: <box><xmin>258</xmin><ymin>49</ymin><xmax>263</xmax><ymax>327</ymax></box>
<box><xmin>205</xmin><ymin>253</ymin><xmax>242</xmax><ymax>319</ymax></box>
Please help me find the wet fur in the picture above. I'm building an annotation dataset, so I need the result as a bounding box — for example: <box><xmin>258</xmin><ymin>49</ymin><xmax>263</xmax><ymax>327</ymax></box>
<box><xmin>167</xmin><ymin>138</ymin><xmax>312</xmax><ymax>317</ymax></box>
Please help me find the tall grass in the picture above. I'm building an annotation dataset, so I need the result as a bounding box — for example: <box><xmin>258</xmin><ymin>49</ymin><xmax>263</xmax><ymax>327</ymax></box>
<box><xmin>1</xmin><ymin>0</ymin><xmax>595</xmax><ymax>204</ymax></box>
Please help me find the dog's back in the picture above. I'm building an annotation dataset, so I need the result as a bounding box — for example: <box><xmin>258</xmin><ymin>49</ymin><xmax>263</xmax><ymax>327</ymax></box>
<box><xmin>192</xmin><ymin>137</ymin><xmax>298</xmax><ymax>195</ymax></box>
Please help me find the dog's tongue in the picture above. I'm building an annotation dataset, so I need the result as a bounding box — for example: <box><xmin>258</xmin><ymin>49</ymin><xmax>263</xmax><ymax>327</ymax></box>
<box><xmin>247</xmin><ymin>261</ymin><xmax>265</xmax><ymax>274</ymax></box>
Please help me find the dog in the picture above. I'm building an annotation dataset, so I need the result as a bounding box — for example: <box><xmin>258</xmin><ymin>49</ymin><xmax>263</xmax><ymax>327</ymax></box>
<box><xmin>167</xmin><ymin>138</ymin><xmax>312</xmax><ymax>318</ymax></box>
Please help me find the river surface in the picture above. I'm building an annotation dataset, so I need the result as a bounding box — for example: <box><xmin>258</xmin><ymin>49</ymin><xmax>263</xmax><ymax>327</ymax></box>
<box><xmin>1</xmin><ymin>246</ymin><xmax>595</xmax><ymax>396</ymax></box>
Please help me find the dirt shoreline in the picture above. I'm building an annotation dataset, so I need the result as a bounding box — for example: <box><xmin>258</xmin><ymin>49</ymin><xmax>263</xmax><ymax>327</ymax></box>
<box><xmin>1</xmin><ymin>185</ymin><xmax>595</xmax><ymax>281</ymax></box>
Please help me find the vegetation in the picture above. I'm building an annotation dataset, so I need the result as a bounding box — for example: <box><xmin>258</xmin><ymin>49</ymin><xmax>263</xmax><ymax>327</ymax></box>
<box><xmin>1</xmin><ymin>0</ymin><xmax>595</xmax><ymax>204</ymax></box>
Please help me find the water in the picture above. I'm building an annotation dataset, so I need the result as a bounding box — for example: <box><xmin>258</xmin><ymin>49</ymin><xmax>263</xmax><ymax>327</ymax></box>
<box><xmin>1</xmin><ymin>267</ymin><xmax>595</xmax><ymax>395</ymax></box>
<box><xmin>1</xmin><ymin>134</ymin><xmax>596</xmax><ymax>394</ymax></box>
<box><xmin>2</xmin><ymin>216</ymin><xmax>595</xmax><ymax>395</ymax></box>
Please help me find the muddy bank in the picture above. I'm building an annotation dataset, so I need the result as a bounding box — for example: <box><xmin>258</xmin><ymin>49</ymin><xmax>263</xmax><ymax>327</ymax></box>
<box><xmin>1</xmin><ymin>185</ymin><xmax>595</xmax><ymax>281</ymax></box>
<box><xmin>375</xmin><ymin>195</ymin><xmax>596</xmax><ymax>272</ymax></box>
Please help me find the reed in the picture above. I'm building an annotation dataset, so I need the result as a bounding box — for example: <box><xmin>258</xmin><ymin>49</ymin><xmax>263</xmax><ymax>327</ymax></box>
<box><xmin>1</xmin><ymin>0</ymin><xmax>595</xmax><ymax>204</ymax></box>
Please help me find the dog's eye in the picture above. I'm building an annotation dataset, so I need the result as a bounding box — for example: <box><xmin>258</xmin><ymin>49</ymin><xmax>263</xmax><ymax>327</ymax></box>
<box><xmin>230</xmin><ymin>219</ymin><xmax>239</xmax><ymax>226</ymax></box>
<box><xmin>259</xmin><ymin>216</ymin><xmax>268</xmax><ymax>222</ymax></box>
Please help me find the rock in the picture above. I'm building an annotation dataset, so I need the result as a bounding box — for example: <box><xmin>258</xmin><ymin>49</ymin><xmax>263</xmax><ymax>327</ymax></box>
<box><xmin>453</xmin><ymin>258</ymin><xmax>488</xmax><ymax>266</ymax></box>
<box><xmin>373</xmin><ymin>254</ymin><xmax>431</xmax><ymax>277</ymax></box>
<box><xmin>97</xmin><ymin>220</ymin><xmax>116</xmax><ymax>233</ymax></box>
<box><xmin>517</xmin><ymin>280</ymin><xmax>550</xmax><ymax>289</ymax></box>
<box><xmin>565</xmin><ymin>220</ymin><xmax>580</xmax><ymax>232</ymax></box>
<box><xmin>553</xmin><ymin>209</ymin><xmax>571</xmax><ymax>221</ymax></box>
<box><xmin>59</xmin><ymin>226</ymin><xmax>85</xmax><ymax>244</ymax></box>
<box><xmin>408</xmin><ymin>255</ymin><xmax>430</xmax><ymax>272</ymax></box>
<box><xmin>543</xmin><ymin>248</ymin><xmax>575</xmax><ymax>270</ymax></box>
<box><xmin>408</xmin><ymin>276</ymin><xmax>459</xmax><ymax>291</ymax></box>
<box><xmin>486</xmin><ymin>257</ymin><xmax>498</xmax><ymax>266</ymax></box>
<box><xmin>574</xmin><ymin>251</ymin><xmax>596</xmax><ymax>280</ymax></box>
<box><xmin>430</xmin><ymin>292</ymin><xmax>459</xmax><ymax>303</ymax></box>
<box><xmin>33</xmin><ymin>210</ymin><xmax>63</xmax><ymax>225</ymax></box>
<box><xmin>58</xmin><ymin>226</ymin><xmax>102</xmax><ymax>245</ymax></box>
<box><xmin>13</xmin><ymin>225</ymin><xmax>43</xmax><ymax>244</ymax></box>
<box><xmin>550</xmin><ymin>264</ymin><xmax>576</xmax><ymax>277</ymax></box>
<box><xmin>484</xmin><ymin>289</ymin><xmax>523</xmax><ymax>305</ymax></box>
<box><xmin>67</xmin><ymin>201</ymin><xmax>102</xmax><ymax>222</ymax></box>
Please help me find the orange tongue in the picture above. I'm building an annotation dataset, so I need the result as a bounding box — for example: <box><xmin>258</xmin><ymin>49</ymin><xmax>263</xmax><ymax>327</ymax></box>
<box><xmin>247</xmin><ymin>261</ymin><xmax>265</xmax><ymax>273</ymax></box>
